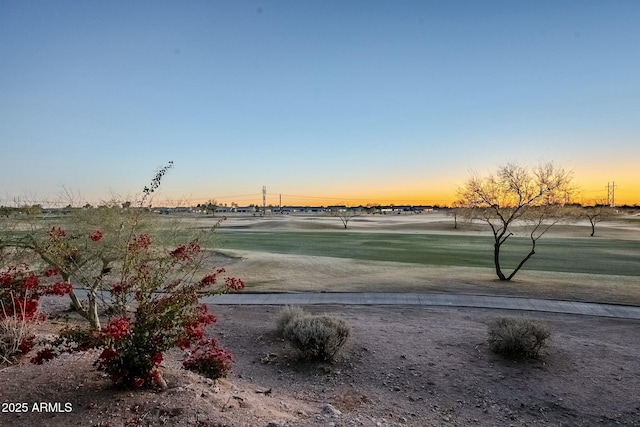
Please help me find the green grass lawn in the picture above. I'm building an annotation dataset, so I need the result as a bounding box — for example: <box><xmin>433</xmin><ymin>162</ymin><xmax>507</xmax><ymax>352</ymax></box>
<box><xmin>3</xmin><ymin>216</ymin><xmax>638</xmax><ymax>277</ymax></box>
<box><xmin>216</xmin><ymin>230</ymin><xmax>640</xmax><ymax>277</ymax></box>
<box><xmin>3</xmin><ymin>215</ymin><xmax>639</xmax><ymax>304</ymax></box>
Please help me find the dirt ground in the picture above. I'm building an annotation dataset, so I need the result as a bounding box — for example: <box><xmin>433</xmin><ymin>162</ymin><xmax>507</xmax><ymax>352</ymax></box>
<box><xmin>2</xmin><ymin>303</ymin><xmax>639</xmax><ymax>427</ymax></box>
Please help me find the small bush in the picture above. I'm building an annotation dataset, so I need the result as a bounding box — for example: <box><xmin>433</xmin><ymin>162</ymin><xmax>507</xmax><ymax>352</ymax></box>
<box><xmin>0</xmin><ymin>315</ymin><xmax>36</xmax><ymax>365</ymax></box>
<box><xmin>0</xmin><ymin>264</ymin><xmax>69</xmax><ymax>365</ymax></box>
<box><xmin>183</xmin><ymin>338</ymin><xmax>234</xmax><ymax>380</ymax></box>
<box><xmin>275</xmin><ymin>305</ymin><xmax>306</xmax><ymax>337</ymax></box>
<box><xmin>487</xmin><ymin>317</ymin><xmax>550</xmax><ymax>359</ymax></box>
<box><xmin>282</xmin><ymin>315</ymin><xmax>351</xmax><ymax>361</ymax></box>
<box><xmin>30</xmin><ymin>233</ymin><xmax>243</xmax><ymax>389</ymax></box>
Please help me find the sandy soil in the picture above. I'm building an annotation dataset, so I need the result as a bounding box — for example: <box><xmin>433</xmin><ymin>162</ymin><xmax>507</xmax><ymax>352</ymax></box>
<box><xmin>2</xmin><ymin>304</ymin><xmax>639</xmax><ymax>427</ymax></box>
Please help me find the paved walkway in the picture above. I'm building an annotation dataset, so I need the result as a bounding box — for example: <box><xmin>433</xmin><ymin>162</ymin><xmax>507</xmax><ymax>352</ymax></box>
<box><xmin>204</xmin><ymin>292</ymin><xmax>640</xmax><ymax>320</ymax></box>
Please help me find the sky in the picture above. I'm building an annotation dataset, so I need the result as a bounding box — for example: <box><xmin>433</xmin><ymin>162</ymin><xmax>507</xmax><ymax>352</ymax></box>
<box><xmin>1</xmin><ymin>1</ymin><xmax>639</xmax><ymax>207</ymax></box>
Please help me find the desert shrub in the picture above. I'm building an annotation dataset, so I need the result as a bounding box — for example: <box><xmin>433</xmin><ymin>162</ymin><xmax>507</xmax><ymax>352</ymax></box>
<box><xmin>5</xmin><ymin>163</ymin><xmax>244</xmax><ymax>388</ymax></box>
<box><xmin>487</xmin><ymin>317</ymin><xmax>550</xmax><ymax>359</ymax></box>
<box><xmin>275</xmin><ymin>305</ymin><xmax>306</xmax><ymax>337</ymax></box>
<box><xmin>0</xmin><ymin>264</ymin><xmax>70</xmax><ymax>364</ymax></box>
<box><xmin>6</xmin><ymin>163</ymin><xmax>176</xmax><ymax>330</ymax></box>
<box><xmin>0</xmin><ymin>312</ymin><xmax>36</xmax><ymax>364</ymax></box>
<box><xmin>0</xmin><ymin>264</ymin><xmax>71</xmax><ymax>321</ymax></box>
<box><xmin>183</xmin><ymin>338</ymin><xmax>234</xmax><ymax>380</ymax></box>
<box><xmin>282</xmin><ymin>315</ymin><xmax>351</xmax><ymax>361</ymax></box>
<box><xmin>31</xmin><ymin>235</ymin><xmax>244</xmax><ymax>389</ymax></box>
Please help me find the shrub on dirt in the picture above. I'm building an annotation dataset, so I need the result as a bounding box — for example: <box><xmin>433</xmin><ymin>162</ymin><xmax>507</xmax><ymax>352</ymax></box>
<box><xmin>282</xmin><ymin>315</ymin><xmax>351</xmax><ymax>361</ymax></box>
<box><xmin>30</xmin><ymin>237</ymin><xmax>244</xmax><ymax>389</ymax></box>
<box><xmin>0</xmin><ymin>263</ymin><xmax>71</xmax><ymax>365</ymax></box>
<box><xmin>23</xmin><ymin>164</ymin><xmax>244</xmax><ymax>389</ymax></box>
<box><xmin>183</xmin><ymin>338</ymin><xmax>234</xmax><ymax>380</ymax></box>
<box><xmin>275</xmin><ymin>305</ymin><xmax>306</xmax><ymax>337</ymax></box>
<box><xmin>0</xmin><ymin>314</ymin><xmax>36</xmax><ymax>364</ymax></box>
<box><xmin>487</xmin><ymin>317</ymin><xmax>550</xmax><ymax>359</ymax></box>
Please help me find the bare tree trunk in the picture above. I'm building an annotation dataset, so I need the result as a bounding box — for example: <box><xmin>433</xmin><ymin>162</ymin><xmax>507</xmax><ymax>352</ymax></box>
<box><xmin>63</xmin><ymin>274</ymin><xmax>101</xmax><ymax>330</ymax></box>
<box><xmin>506</xmin><ymin>235</ymin><xmax>538</xmax><ymax>281</ymax></box>
<box><xmin>507</xmin><ymin>250</ymin><xmax>536</xmax><ymax>280</ymax></box>
<box><xmin>87</xmin><ymin>289</ymin><xmax>101</xmax><ymax>330</ymax></box>
<box><xmin>67</xmin><ymin>288</ymin><xmax>85</xmax><ymax>314</ymax></box>
<box><xmin>67</xmin><ymin>286</ymin><xmax>101</xmax><ymax>329</ymax></box>
<box><xmin>61</xmin><ymin>273</ymin><xmax>91</xmax><ymax>320</ymax></box>
<box><xmin>494</xmin><ymin>242</ymin><xmax>507</xmax><ymax>280</ymax></box>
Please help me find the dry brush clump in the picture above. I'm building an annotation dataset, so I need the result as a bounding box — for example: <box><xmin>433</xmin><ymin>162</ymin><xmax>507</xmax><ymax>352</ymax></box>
<box><xmin>275</xmin><ymin>305</ymin><xmax>306</xmax><ymax>337</ymax></box>
<box><xmin>0</xmin><ymin>311</ymin><xmax>36</xmax><ymax>364</ymax></box>
<box><xmin>277</xmin><ymin>307</ymin><xmax>351</xmax><ymax>361</ymax></box>
<box><xmin>487</xmin><ymin>317</ymin><xmax>551</xmax><ymax>359</ymax></box>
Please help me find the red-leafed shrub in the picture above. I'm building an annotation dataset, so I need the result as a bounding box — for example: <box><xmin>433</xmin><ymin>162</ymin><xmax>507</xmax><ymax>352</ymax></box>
<box><xmin>31</xmin><ymin>230</ymin><xmax>244</xmax><ymax>389</ymax></box>
<box><xmin>6</xmin><ymin>163</ymin><xmax>244</xmax><ymax>387</ymax></box>
<box><xmin>0</xmin><ymin>264</ymin><xmax>70</xmax><ymax>364</ymax></box>
<box><xmin>183</xmin><ymin>338</ymin><xmax>234</xmax><ymax>380</ymax></box>
<box><xmin>1</xmin><ymin>264</ymin><xmax>69</xmax><ymax>321</ymax></box>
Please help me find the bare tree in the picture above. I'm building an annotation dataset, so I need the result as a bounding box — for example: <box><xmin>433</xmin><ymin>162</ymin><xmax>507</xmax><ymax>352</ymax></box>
<box><xmin>580</xmin><ymin>201</ymin><xmax>616</xmax><ymax>237</ymax></box>
<box><xmin>331</xmin><ymin>208</ymin><xmax>359</xmax><ymax>229</ymax></box>
<box><xmin>456</xmin><ymin>162</ymin><xmax>574</xmax><ymax>281</ymax></box>
<box><xmin>448</xmin><ymin>200</ymin><xmax>466</xmax><ymax>229</ymax></box>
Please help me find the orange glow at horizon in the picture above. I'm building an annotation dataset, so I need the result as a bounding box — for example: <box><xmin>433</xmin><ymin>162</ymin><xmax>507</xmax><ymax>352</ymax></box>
<box><xmin>150</xmin><ymin>173</ymin><xmax>639</xmax><ymax>208</ymax></box>
<box><xmin>268</xmin><ymin>177</ymin><xmax>640</xmax><ymax>207</ymax></box>
<box><xmin>209</xmin><ymin>189</ymin><xmax>459</xmax><ymax>208</ymax></box>
<box><xmin>573</xmin><ymin>169</ymin><xmax>640</xmax><ymax>205</ymax></box>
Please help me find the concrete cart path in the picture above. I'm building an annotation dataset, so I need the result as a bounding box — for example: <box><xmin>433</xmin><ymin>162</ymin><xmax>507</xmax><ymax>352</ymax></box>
<box><xmin>204</xmin><ymin>292</ymin><xmax>640</xmax><ymax>320</ymax></box>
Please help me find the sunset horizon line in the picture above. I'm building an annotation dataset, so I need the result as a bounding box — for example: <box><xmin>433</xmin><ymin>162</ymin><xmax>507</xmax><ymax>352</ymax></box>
<box><xmin>4</xmin><ymin>194</ymin><xmax>639</xmax><ymax>210</ymax></box>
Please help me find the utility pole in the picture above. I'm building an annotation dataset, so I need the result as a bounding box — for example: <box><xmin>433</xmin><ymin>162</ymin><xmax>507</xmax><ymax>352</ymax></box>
<box><xmin>279</xmin><ymin>193</ymin><xmax>282</xmax><ymax>213</ymax></box>
<box><xmin>606</xmin><ymin>182</ymin><xmax>617</xmax><ymax>207</ymax></box>
<box><xmin>262</xmin><ymin>186</ymin><xmax>267</xmax><ymax>214</ymax></box>
<box><xmin>612</xmin><ymin>181</ymin><xmax>616</xmax><ymax>207</ymax></box>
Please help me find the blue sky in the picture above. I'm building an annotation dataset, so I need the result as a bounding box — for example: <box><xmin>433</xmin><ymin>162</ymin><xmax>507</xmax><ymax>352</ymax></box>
<box><xmin>1</xmin><ymin>1</ymin><xmax>639</xmax><ymax>206</ymax></box>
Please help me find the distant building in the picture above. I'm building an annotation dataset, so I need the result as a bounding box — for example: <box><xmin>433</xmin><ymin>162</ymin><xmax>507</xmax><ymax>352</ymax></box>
<box><xmin>234</xmin><ymin>206</ymin><xmax>258</xmax><ymax>213</ymax></box>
